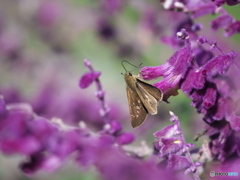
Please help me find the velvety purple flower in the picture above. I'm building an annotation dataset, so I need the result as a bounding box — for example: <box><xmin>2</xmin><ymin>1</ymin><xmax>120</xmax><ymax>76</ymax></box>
<box><xmin>191</xmin><ymin>4</ymin><xmax>216</xmax><ymax>19</ymax></box>
<box><xmin>167</xmin><ymin>155</ymin><xmax>192</xmax><ymax>171</ymax></box>
<box><xmin>154</xmin><ymin>112</ymin><xmax>200</xmax><ymax>178</ymax></box>
<box><xmin>0</xmin><ymin>98</ymin><xmax>86</xmax><ymax>173</ymax></box>
<box><xmin>202</xmin><ymin>52</ymin><xmax>236</xmax><ymax>81</ymax></box>
<box><xmin>142</xmin><ymin>31</ymin><xmax>193</xmax><ymax>94</ymax></box>
<box><xmin>79</xmin><ymin>71</ymin><xmax>101</xmax><ymax>89</ymax></box>
<box><xmin>116</xmin><ymin>132</ymin><xmax>135</xmax><ymax>145</ymax></box>
<box><xmin>211</xmin><ymin>14</ymin><xmax>233</xmax><ymax>30</ymax></box>
<box><xmin>158</xmin><ymin>137</ymin><xmax>184</xmax><ymax>157</ymax></box>
<box><xmin>213</xmin><ymin>76</ymin><xmax>234</xmax><ymax>98</ymax></box>
<box><xmin>142</xmin><ymin>29</ymin><xmax>239</xmax><ymax>163</ymax></box>
<box><xmin>181</xmin><ymin>68</ymin><xmax>205</xmax><ymax>94</ymax></box>
<box><xmin>202</xmin><ymin>84</ymin><xmax>217</xmax><ymax>109</ymax></box>
<box><xmin>103</xmin><ymin>120</ymin><xmax>122</xmax><ymax>134</ymax></box>
<box><xmin>94</xmin><ymin>139</ymin><xmax>192</xmax><ymax>180</ymax></box>
<box><xmin>225</xmin><ymin>21</ymin><xmax>240</xmax><ymax>37</ymax></box>
<box><xmin>154</xmin><ymin>124</ymin><xmax>177</xmax><ymax>138</ymax></box>
<box><xmin>195</xmin><ymin>49</ymin><xmax>214</xmax><ymax>66</ymax></box>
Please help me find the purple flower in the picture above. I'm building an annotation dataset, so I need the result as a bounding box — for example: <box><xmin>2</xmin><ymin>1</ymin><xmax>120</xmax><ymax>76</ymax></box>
<box><xmin>154</xmin><ymin>111</ymin><xmax>200</xmax><ymax>178</ymax></box>
<box><xmin>191</xmin><ymin>4</ymin><xmax>216</xmax><ymax>19</ymax></box>
<box><xmin>167</xmin><ymin>155</ymin><xmax>192</xmax><ymax>171</ymax></box>
<box><xmin>225</xmin><ymin>21</ymin><xmax>240</xmax><ymax>37</ymax></box>
<box><xmin>211</xmin><ymin>14</ymin><xmax>233</xmax><ymax>30</ymax></box>
<box><xmin>154</xmin><ymin>124</ymin><xmax>177</xmax><ymax>138</ymax></box>
<box><xmin>21</xmin><ymin>153</ymin><xmax>62</xmax><ymax>173</ymax></box>
<box><xmin>141</xmin><ymin>32</ymin><xmax>193</xmax><ymax>94</ymax></box>
<box><xmin>116</xmin><ymin>132</ymin><xmax>135</xmax><ymax>145</ymax></box>
<box><xmin>103</xmin><ymin>120</ymin><xmax>122</xmax><ymax>134</ymax></box>
<box><xmin>93</xmin><ymin>138</ymin><xmax>192</xmax><ymax>180</ymax></box>
<box><xmin>142</xmin><ymin>30</ymin><xmax>239</xmax><ymax>163</ymax></box>
<box><xmin>79</xmin><ymin>71</ymin><xmax>101</xmax><ymax>89</ymax></box>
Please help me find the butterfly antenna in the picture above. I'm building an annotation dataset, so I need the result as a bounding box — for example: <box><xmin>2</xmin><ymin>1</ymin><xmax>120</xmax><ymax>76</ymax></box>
<box><xmin>121</xmin><ymin>60</ymin><xmax>143</xmax><ymax>72</ymax></box>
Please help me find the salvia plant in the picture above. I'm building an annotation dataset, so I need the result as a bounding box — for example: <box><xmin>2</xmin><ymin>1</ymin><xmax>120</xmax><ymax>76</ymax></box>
<box><xmin>0</xmin><ymin>0</ymin><xmax>239</xmax><ymax>180</ymax></box>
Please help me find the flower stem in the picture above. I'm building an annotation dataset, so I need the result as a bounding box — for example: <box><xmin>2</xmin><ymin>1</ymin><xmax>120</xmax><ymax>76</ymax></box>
<box><xmin>84</xmin><ymin>59</ymin><xmax>110</xmax><ymax>122</ymax></box>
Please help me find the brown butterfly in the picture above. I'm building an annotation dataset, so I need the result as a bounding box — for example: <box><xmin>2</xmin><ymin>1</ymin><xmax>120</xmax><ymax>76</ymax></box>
<box><xmin>122</xmin><ymin>61</ymin><xmax>163</xmax><ymax>128</ymax></box>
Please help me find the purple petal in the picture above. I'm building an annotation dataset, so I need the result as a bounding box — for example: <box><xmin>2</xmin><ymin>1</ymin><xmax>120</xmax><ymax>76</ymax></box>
<box><xmin>153</xmin><ymin>74</ymin><xmax>182</xmax><ymax>94</ymax></box>
<box><xmin>212</xmin><ymin>97</ymin><xmax>228</xmax><ymax>120</ymax></box>
<box><xmin>202</xmin><ymin>84</ymin><xmax>217</xmax><ymax>109</ymax></box>
<box><xmin>213</xmin><ymin>76</ymin><xmax>233</xmax><ymax>98</ymax></box>
<box><xmin>226</xmin><ymin>114</ymin><xmax>240</xmax><ymax>132</ymax></box>
<box><xmin>202</xmin><ymin>53</ymin><xmax>235</xmax><ymax>81</ymax></box>
<box><xmin>191</xmin><ymin>4</ymin><xmax>216</xmax><ymax>19</ymax></box>
<box><xmin>79</xmin><ymin>71</ymin><xmax>101</xmax><ymax>89</ymax></box>
<box><xmin>189</xmin><ymin>89</ymin><xmax>205</xmax><ymax>110</ymax></box>
<box><xmin>198</xmin><ymin>36</ymin><xmax>207</xmax><ymax>44</ymax></box>
<box><xmin>116</xmin><ymin>132</ymin><xmax>135</xmax><ymax>145</ymax></box>
<box><xmin>48</xmin><ymin>130</ymin><xmax>80</xmax><ymax>158</ymax></box>
<box><xmin>159</xmin><ymin>138</ymin><xmax>184</xmax><ymax>157</ymax></box>
<box><xmin>195</xmin><ymin>49</ymin><xmax>213</xmax><ymax>66</ymax></box>
<box><xmin>211</xmin><ymin>14</ymin><xmax>233</xmax><ymax>30</ymax></box>
<box><xmin>167</xmin><ymin>155</ymin><xmax>191</xmax><ymax>171</ymax></box>
<box><xmin>141</xmin><ymin>41</ymin><xmax>192</xmax><ymax>81</ymax></box>
<box><xmin>153</xmin><ymin>124</ymin><xmax>177</xmax><ymax>138</ymax></box>
<box><xmin>181</xmin><ymin>68</ymin><xmax>206</xmax><ymax>94</ymax></box>
<box><xmin>225</xmin><ymin>21</ymin><xmax>240</xmax><ymax>37</ymax></box>
<box><xmin>1</xmin><ymin>136</ymin><xmax>40</xmax><ymax>155</ymax></box>
<box><xmin>141</xmin><ymin>63</ymin><xmax>173</xmax><ymax>80</ymax></box>
<box><xmin>104</xmin><ymin>120</ymin><xmax>122</xmax><ymax>134</ymax></box>
<box><xmin>41</xmin><ymin>155</ymin><xmax>62</xmax><ymax>172</ymax></box>
<box><xmin>168</xmin><ymin>42</ymin><xmax>192</xmax><ymax>76</ymax></box>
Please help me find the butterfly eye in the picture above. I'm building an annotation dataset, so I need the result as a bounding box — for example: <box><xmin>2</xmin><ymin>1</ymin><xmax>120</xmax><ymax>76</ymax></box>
<box><xmin>129</xmin><ymin>72</ymin><xmax>132</xmax><ymax>76</ymax></box>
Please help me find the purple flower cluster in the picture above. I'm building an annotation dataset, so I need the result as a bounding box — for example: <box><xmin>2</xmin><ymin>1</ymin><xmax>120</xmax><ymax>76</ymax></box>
<box><xmin>160</xmin><ymin>0</ymin><xmax>240</xmax><ymax>50</ymax></box>
<box><xmin>141</xmin><ymin>29</ymin><xmax>239</xmax><ymax>162</ymax></box>
<box><xmin>0</xmin><ymin>71</ymin><xmax>136</xmax><ymax>178</ymax></box>
<box><xmin>154</xmin><ymin>111</ymin><xmax>201</xmax><ymax>179</ymax></box>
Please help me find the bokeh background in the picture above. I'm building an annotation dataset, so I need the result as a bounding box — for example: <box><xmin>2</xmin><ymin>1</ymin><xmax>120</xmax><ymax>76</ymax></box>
<box><xmin>0</xmin><ymin>0</ymin><xmax>239</xmax><ymax>179</ymax></box>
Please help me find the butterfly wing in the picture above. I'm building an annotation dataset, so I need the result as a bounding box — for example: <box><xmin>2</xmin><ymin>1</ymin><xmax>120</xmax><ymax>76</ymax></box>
<box><xmin>135</xmin><ymin>79</ymin><xmax>163</xmax><ymax>115</ymax></box>
<box><xmin>126</xmin><ymin>86</ymin><xmax>148</xmax><ymax>128</ymax></box>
